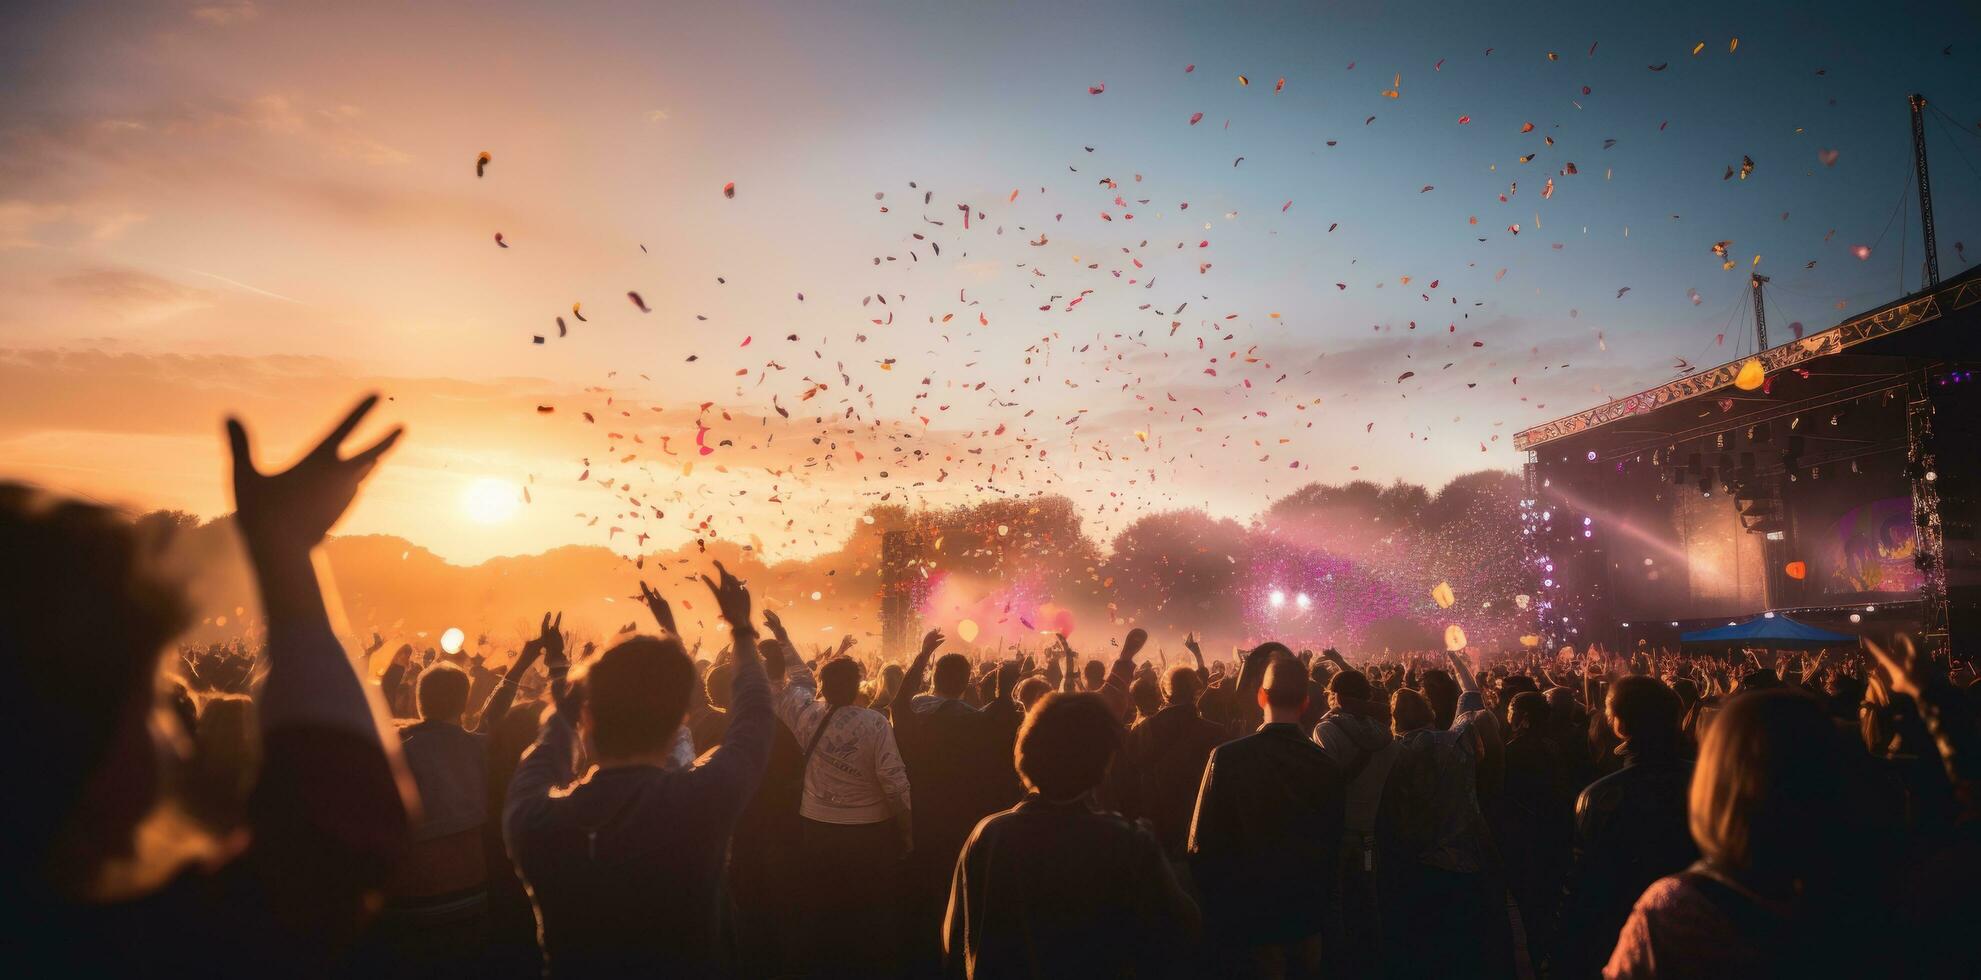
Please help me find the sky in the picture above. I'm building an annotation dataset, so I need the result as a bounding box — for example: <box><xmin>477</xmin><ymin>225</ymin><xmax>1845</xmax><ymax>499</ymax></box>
<box><xmin>3</xmin><ymin>0</ymin><xmax>1978</xmax><ymax>565</ymax></box>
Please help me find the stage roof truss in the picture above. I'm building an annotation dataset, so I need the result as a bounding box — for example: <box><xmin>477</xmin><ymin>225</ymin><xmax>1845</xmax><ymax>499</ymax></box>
<box><xmin>1515</xmin><ymin>271</ymin><xmax>1981</xmax><ymax>451</ymax></box>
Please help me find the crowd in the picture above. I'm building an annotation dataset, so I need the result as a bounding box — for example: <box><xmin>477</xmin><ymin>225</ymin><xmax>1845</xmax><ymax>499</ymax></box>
<box><xmin>5</xmin><ymin>395</ymin><xmax>1978</xmax><ymax>979</ymax></box>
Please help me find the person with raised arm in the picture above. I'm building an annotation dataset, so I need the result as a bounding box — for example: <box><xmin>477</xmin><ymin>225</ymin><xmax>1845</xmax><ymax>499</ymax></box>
<box><xmin>503</xmin><ymin>564</ymin><xmax>771</xmax><ymax>978</ymax></box>
<box><xmin>770</xmin><ymin>604</ymin><xmax>913</xmax><ymax>976</ymax></box>
<box><xmin>2</xmin><ymin>395</ymin><xmax>414</xmax><ymax>976</ymax></box>
<box><xmin>891</xmin><ymin>628</ymin><xmax>1026</xmax><ymax>972</ymax></box>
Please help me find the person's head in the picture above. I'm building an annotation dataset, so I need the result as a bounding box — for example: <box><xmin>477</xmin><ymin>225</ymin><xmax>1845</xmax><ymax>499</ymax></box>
<box><xmin>2</xmin><ymin>484</ymin><xmax>192</xmax><ymax>890</ymax></box>
<box><xmin>757</xmin><ymin>637</ymin><xmax>786</xmax><ymax>680</ymax></box>
<box><xmin>1507</xmin><ymin>691</ymin><xmax>1550</xmax><ymax>736</ymax></box>
<box><xmin>1258</xmin><ymin>656</ymin><xmax>1309</xmax><ymax>719</ymax></box>
<box><xmin>1081</xmin><ymin>658</ymin><xmax>1106</xmax><ymax>690</ymax></box>
<box><xmin>1690</xmin><ymin>689</ymin><xmax>1854</xmax><ymax>892</ymax></box>
<box><xmin>932</xmin><ymin>652</ymin><xmax>972</xmax><ymax>699</ymax></box>
<box><xmin>1607</xmin><ymin>674</ymin><xmax>1683</xmax><ymax>749</ymax></box>
<box><xmin>1014</xmin><ymin>693</ymin><xmax>1120</xmax><ymax>800</ymax></box>
<box><xmin>1327</xmin><ymin>668</ymin><xmax>1373</xmax><ymax>707</ymax></box>
<box><xmin>1671</xmin><ymin>676</ymin><xmax>1700</xmax><ymax>708</ymax></box>
<box><xmin>1391</xmin><ymin>687</ymin><xmax>1434</xmax><ymax>735</ymax></box>
<box><xmin>703</xmin><ymin>661</ymin><xmax>734</xmax><ymax>711</ymax></box>
<box><xmin>1014</xmin><ymin>676</ymin><xmax>1051</xmax><ymax>712</ymax></box>
<box><xmin>576</xmin><ymin>635</ymin><xmax>696</xmax><ymax>762</ymax></box>
<box><xmin>1420</xmin><ymin>668</ymin><xmax>1458</xmax><ymax>728</ymax></box>
<box><xmin>1499</xmin><ymin>674</ymin><xmax>1539</xmax><ymax>703</ymax></box>
<box><xmin>1163</xmin><ymin>664</ymin><xmax>1202</xmax><ymax>707</ymax></box>
<box><xmin>1543</xmin><ymin>686</ymin><xmax>1579</xmax><ymax>725</ymax></box>
<box><xmin>818</xmin><ymin>655</ymin><xmax>864</xmax><ymax>707</ymax></box>
<box><xmin>1130</xmin><ymin>674</ymin><xmax>1162</xmax><ymax>719</ymax></box>
<box><xmin>416</xmin><ymin>661</ymin><xmax>470</xmax><ymax>723</ymax></box>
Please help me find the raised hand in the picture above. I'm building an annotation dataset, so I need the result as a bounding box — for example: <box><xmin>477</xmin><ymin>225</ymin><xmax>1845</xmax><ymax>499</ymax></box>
<box><xmin>1183</xmin><ymin>632</ymin><xmax>1203</xmax><ymax>657</ymax></box>
<box><xmin>1120</xmin><ymin>628</ymin><xmax>1148</xmax><ymax>661</ymax></box>
<box><xmin>226</xmin><ymin>393</ymin><xmax>403</xmax><ymax>557</ymax></box>
<box><xmin>762</xmin><ymin>607</ymin><xmax>792</xmax><ymax>645</ymax></box>
<box><xmin>920</xmin><ymin>628</ymin><xmax>946</xmax><ymax>657</ymax></box>
<box><xmin>1866</xmin><ymin>635</ymin><xmax>1933</xmax><ymax>699</ymax></box>
<box><xmin>700</xmin><ymin>561</ymin><xmax>753</xmax><ymax>634</ymax></box>
<box><xmin>639</xmin><ymin>580</ymin><xmax>679</xmax><ymax>634</ymax></box>
<box><xmin>535</xmin><ymin>612</ymin><xmax>566</xmax><ymax>671</ymax></box>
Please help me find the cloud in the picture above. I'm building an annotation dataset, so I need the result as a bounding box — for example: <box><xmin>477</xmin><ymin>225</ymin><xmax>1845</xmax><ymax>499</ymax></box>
<box><xmin>52</xmin><ymin>266</ymin><xmax>216</xmax><ymax>323</ymax></box>
<box><xmin>191</xmin><ymin>2</ymin><xmax>259</xmax><ymax>27</ymax></box>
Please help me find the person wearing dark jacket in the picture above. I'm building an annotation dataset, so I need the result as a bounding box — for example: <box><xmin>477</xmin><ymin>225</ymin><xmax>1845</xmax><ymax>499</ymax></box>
<box><xmin>1552</xmin><ymin>674</ymin><xmax>1696</xmax><ymax>979</ymax></box>
<box><xmin>946</xmin><ymin>663</ymin><xmax>1199</xmax><ymax>979</ymax></box>
<box><xmin>1492</xmin><ymin>691</ymin><xmax>1573</xmax><ymax>971</ymax></box>
<box><xmin>1310</xmin><ymin>661</ymin><xmax>1396</xmax><ymax>977</ymax></box>
<box><xmin>503</xmin><ymin>565</ymin><xmax>771</xmax><ymax>979</ymax></box>
<box><xmin>894</xmin><ymin>631</ymin><xmax>1025</xmax><ymax>974</ymax></box>
<box><xmin>1116</xmin><ymin>663</ymin><xmax>1228</xmax><ymax>861</ymax></box>
<box><xmin>1189</xmin><ymin>655</ymin><xmax>1345</xmax><ymax>978</ymax></box>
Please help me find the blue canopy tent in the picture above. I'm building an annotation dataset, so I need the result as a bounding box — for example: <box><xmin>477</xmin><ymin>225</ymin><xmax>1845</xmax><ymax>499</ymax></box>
<box><xmin>1679</xmin><ymin>614</ymin><xmax>1858</xmax><ymax>650</ymax></box>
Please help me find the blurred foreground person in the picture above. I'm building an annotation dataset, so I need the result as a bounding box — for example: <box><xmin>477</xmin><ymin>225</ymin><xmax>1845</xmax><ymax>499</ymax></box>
<box><xmin>1</xmin><ymin>396</ymin><xmax>414</xmax><ymax>977</ymax></box>
<box><xmin>946</xmin><ymin>691</ymin><xmax>1199</xmax><ymax>979</ymax></box>
<box><xmin>1603</xmin><ymin>685</ymin><xmax>1881</xmax><ymax>978</ymax></box>
<box><xmin>503</xmin><ymin>565</ymin><xmax>771</xmax><ymax>978</ymax></box>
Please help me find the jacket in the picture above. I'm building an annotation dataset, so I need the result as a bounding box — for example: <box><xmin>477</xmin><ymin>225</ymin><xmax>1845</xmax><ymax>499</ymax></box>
<box><xmin>1555</xmin><ymin>742</ymin><xmax>1697</xmax><ymax>979</ymax></box>
<box><xmin>945</xmin><ymin>794</ymin><xmax>1197</xmax><ymax>978</ymax></box>
<box><xmin>1188</xmin><ymin>722</ymin><xmax>1346</xmax><ymax>946</ymax></box>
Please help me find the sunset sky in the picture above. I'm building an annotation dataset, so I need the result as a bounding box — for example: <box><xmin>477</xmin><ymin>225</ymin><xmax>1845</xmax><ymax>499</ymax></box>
<box><xmin>4</xmin><ymin>0</ymin><xmax>1977</xmax><ymax>565</ymax></box>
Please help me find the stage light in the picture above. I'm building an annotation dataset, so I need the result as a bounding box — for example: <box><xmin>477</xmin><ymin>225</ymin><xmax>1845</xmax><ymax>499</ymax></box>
<box><xmin>1295</xmin><ymin>592</ymin><xmax>1312</xmax><ymax>609</ymax></box>
<box><xmin>1268</xmin><ymin>590</ymin><xmax>1286</xmax><ymax>608</ymax></box>
<box><xmin>1865</xmin><ymin>605</ymin><xmax>1876</xmax><ymax>613</ymax></box>
<box><xmin>1763</xmin><ymin>611</ymin><xmax>1776</xmax><ymax>619</ymax></box>
<box><xmin>1622</xmin><ymin>622</ymin><xmax>1631</xmax><ymax>628</ymax></box>
<box><xmin>1765</xmin><ymin>530</ymin><xmax>1786</xmax><ymax>541</ymax></box>
<box><xmin>1582</xmin><ymin>517</ymin><xmax>1592</xmax><ymax>526</ymax></box>
<box><xmin>1586</xmin><ymin>450</ymin><xmax>1598</xmax><ymax>461</ymax></box>
<box><xmin>1583</xmin><ymin>529</ymin><xmax>1593</xmax><ymax>538</ymax></box>
<box><xmin>1670</xmin><ymin>621</ymin><xmax>1680</xmax><ymax>627</ymax></box>
<box><xmin>1850</xmin><ymin>614</ymin><xmax>1863</xmax><ymax>623</ymax></box>
<box><xmin>1926</xmin><ymin>471</ymin><xmax>1938</xmax><ymax>482</ymax></box>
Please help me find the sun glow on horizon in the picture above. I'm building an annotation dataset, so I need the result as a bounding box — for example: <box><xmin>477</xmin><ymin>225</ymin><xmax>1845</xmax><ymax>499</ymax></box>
<box><xmin>462</xmin><ymin>477</ymin><xmax>522</xmax><ymax>525</ymax></box>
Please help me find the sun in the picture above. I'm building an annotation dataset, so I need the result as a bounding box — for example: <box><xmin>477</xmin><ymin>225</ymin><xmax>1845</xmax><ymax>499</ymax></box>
<box><xmin>462</xmin><ymin>477</ymin><xmax>522</xmax><ymax>524</ymax></box>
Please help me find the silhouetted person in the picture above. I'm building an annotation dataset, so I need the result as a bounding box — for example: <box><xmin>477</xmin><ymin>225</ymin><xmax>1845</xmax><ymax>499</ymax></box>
<box><xmin>1</xmin><ymin>396</ymin><xmax>413</xmax><ymax>977</ymax></box>
<box><xmin>1555</xmin><ymin>675</ymin><xmax>1696</xmax><ymax>979</ymax></box>
<box><xmin>1604</xmin><ymin>688</ymin><xmax>1876</xmax><ymax>977</ymax></box>
<box><xmin>945</xmin><ymin>690</ymin><xmax>1198</xmax><ymax>978</ymax></box>
<box><xmin>1115</xmin><ymin>663</ymin><xmax>1227</xmax><ymax>861</ymax></box>
<box><xmin>504</xmin><ymin>565</ymin><xmax>770</xmax><ymax>978</ymax></box>
<box><xmin>1376</xmin><ymin>650</ymin><xmax>1509</xmax><ymax>979</ymax></box>
<box><xmin>893</xmin><ymin>632</ymin><xmax>1025</xmax><ymax>974</ymax></box>
<box><xmin>1311</xmin><ymin>661</ymin><xmax>1396</xmax><ymax>978</ymax></box>
<box><xmin>1492</xmin><ymin>690</ymin><xmax>1572</xmax><ymax>969</ymax></box>
<box><xmin>1189</xmin><ymin>656</ymin><xmax>1345</xmax><ymax>978</ymax></box>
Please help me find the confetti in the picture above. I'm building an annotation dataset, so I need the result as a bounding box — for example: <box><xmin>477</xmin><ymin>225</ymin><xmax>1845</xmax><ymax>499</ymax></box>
<box><xmin>627</xmin><ymin>291</ymin><xmax>650</xmax><ymax>312</ymax></box>
<box><xmin>493</xmin><ymin>232</ymin><xmax>508</xmax><ymax>248</ymax></box>
<box><xmin>1087</xmin><ymin>82</ymin><xmax>1105</xmax><ymax>95</ymax></box>
<box><xmin>723</xmin><ymin>181</ymin><xmax>736</xmax><ymax>198</ymax></box>
<box><xmin>475</xmin><ymin>151</ymin><xmax>491</xmax><ymax>178</ymax></box>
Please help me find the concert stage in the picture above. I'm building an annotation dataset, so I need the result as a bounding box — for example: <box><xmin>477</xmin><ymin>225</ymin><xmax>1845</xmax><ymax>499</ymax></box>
<box><xmin>1514</xmin><ymin>266</ymin><xmax>1981</xmax><ymax>655</ymax></box>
